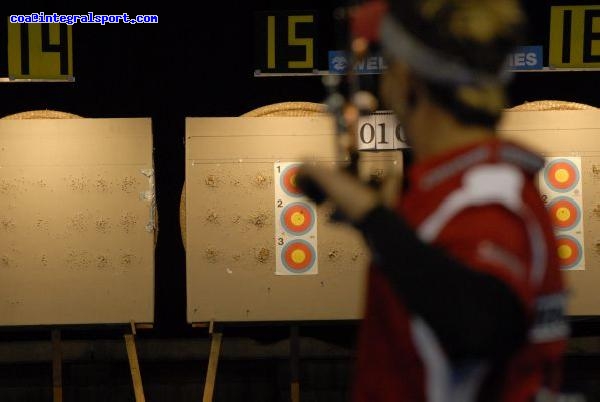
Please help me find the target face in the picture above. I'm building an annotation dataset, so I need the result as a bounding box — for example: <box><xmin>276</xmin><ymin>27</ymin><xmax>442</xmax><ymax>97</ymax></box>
<box><xmin>548</xmin><ymin>196</ymin><xmax>582</xmax><ymax>231</ymax></box>
<box><xmin>544</xmin><ymin>159</ymin><xmax>580</xmax><ymax>193</ymax></box>
<box><xmin>280</xmin><ymin>164</ymin><xmax>303</xmax><ymax>197</ymax></box>
<box><xmin>555</xmin><ymin>235</ymin><xmax>583</xmax><ymax>269</ymax></box>
<box><xmin>281</xmin><ymin>202</ymin><xmax>315</xmax><ymax>235</ymax></box>
<box><xmin>282</xmin><ymin>239</ymin><xmax>316</xmax><ymax>273</ymax></box>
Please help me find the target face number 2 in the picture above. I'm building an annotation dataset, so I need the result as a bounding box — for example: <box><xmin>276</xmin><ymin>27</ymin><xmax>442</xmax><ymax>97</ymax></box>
<box><xmin>539</xmin><ymin>157</ymin><xmax>585</xmax><ymax>271</ymax></box>
<box><xmin>274</xmin><ymin>162</ymin><xmax>318</xmax><ymax>275</ymax></box>
<box><xmin>548</xmin><ymin>196</ymin><xmax>581</xmax><ymax>231</ymax></box>
<box><xmin>281</xmin><ymin>202</ymin><xmax>315</xmax><ymax>235</ymax></box>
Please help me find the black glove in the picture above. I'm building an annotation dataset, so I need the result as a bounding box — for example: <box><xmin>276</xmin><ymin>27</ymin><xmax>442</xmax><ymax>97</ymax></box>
<box><xmin>295</xmin><ymin>170</ymin><xmax>328</xmax><ymax>205</ymax></box>
<box><xmin>296</xmin><ymin>167</ymin><xmax>352</xmax><ymax>223</ymax></box>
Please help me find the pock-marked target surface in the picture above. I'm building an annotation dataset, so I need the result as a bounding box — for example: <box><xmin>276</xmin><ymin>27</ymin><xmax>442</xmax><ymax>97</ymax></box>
<box><xmin>274</xmin><ymin>162</ymin><xmax>318</xmax><ymax>275</ymax></box>
<box><xmin>539</xmin><ymin>157</ymin><xmax>585</xmax><ymax>270</ymax></box>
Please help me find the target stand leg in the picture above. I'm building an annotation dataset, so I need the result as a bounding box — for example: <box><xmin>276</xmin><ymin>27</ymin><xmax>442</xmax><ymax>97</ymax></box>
<box><xmin>124</xmin><ymin>321</ymin><xmax>146</xmax><ymax>402</ymax></box>
<box><xmin>51</xmin><ymin>329</ymin><xmax>62</xmax><ymax>402</ymax></box>
<box><xmin>290</xmin><ymin>325</ymin><xmax>300</xmax><ymax>402</ymax></box>
<box><xmin>203</xmin><ymin>321</ymin><xmax>223</xmax><ymax>402</ymax></box>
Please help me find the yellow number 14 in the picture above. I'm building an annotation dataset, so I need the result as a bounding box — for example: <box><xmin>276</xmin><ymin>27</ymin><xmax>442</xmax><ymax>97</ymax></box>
<box><xmin>8</xmin><ymin>23</ymin><xmax>73</xmax><ymax>80</ymax></box>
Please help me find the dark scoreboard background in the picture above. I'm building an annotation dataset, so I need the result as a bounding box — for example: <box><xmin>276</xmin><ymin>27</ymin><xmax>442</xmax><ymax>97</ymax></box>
<box><xmin>252</xmin><ymin>0</ymin><xmax>600</xmax><ymax>73</ymax></box>
<box><xmin>1</xmin><ymin>1</ymin><xmax>599</xmax><ymax>78</ymax></box>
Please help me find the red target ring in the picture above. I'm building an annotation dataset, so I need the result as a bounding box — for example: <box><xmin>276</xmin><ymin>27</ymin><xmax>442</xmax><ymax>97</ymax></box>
<box><xmin>280</xmin><ymin>164</ymin><xmax>303</xmax><ymax>197</ymax></box>
<box><xmin>282</xmin><ymin>240</ymin><xmax>316</xmax><ymax>273</ymax></box>
<box><xmin>281</xmin><ymin>202</ymin><xmax>315</xmax><ymax>235</ymax></box>
<box><xmin>548</xmin><ymin>197</ymin><xmax>581</xmax><ymax>231</ymax></box>
<box><xmin>544</xmin><ymin>159</ymin><xmax>579</xmax><ymax>193</ymax></box>
<box><xmin>555</xmin><ymin>235</ymin><xmax>583</xmax><ymax>269</ymax></box>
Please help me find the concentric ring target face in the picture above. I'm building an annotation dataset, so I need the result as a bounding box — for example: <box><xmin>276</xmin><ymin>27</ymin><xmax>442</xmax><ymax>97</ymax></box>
<box><xmin>280</xmin><ymin>164</ymin><xmax>303</xmax><ymax>197</ymax></box>
<box><xmin>544</xmin><ymin>159</ymin><xmax>580</xmax><ymax>193</ymax></box>
<box><xmin>548</xmin><ymin>196</ymin><xmax>582</xmax><ymax>231</ymax></box>
<box><xmin>555</xmin><ymin>235</ymin><xmax>583</xmax><ymax>269</ymax></box>
<box><xmin>281</xmin><ymin>202</ymin><xmax>315</xmax><ymax>235</ymax></box>
<box><xmin>281</xmin><ymin>239</ymin><xmax>316</xmax><ymax>273</ymax></box>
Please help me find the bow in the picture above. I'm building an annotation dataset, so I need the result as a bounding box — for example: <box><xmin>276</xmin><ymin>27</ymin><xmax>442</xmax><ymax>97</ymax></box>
<box><xmin>323</xmin><ymin>1</ymin><xmax>382</xmax><ymax>177</ymax></box>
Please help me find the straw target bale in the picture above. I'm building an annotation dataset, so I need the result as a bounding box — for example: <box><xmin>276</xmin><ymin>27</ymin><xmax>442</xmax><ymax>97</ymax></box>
<box><xmin>510</xmin><ymin>100</ymin><xmax>597</xmax><ymax>111</ymax></box>
<box><xmin>180</xmin><ymin>102</ymin><xmax>327</xmax><ymax>248</ymax></box>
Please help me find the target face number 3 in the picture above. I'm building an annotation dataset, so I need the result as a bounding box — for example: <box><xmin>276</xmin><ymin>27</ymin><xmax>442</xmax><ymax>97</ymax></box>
<box><xmin>282</xmin><ymin>240</ymin><xmax>316</xmax><ymax>273</ymax></box>
<box><xmin>556</xmin><ymin>235</ymin><xmax>583</xmax><ymax>269</ymax></box>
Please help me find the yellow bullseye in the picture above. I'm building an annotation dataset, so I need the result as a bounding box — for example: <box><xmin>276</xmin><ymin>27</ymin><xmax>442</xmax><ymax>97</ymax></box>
<box><xmin>554</xmin><ymin>168</ymin><xmax>570</xmax><ymax>183</ymax></box>
<box><xmin>555</xmin><ymin>207</ymin><xmax>571</xmax><ymax>222</ymax></box>
<box><xmin>290</xmin><ymin>174</ymin><xmax>297</xmax><ymax>188</ymax></box>
<box><xmin>291</xmin><ymin>211</ymin><xmax>305</xmax><ymax>226</ymax></box>
<box><xmin>557</xmin><ymin>244</ymin><xmax>573</xmax><ymax>260</ymax></box>
<box><xmin>291</xmin><ymin>249</ymin><xmax>306</xmax><ymax>264</ymax></box>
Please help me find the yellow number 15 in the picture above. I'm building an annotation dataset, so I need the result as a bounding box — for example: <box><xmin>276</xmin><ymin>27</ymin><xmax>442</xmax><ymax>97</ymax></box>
<box><xmin>267</xmin><ymin>14</ymin><xmax>314</xmax><ymax>70</ymax></box>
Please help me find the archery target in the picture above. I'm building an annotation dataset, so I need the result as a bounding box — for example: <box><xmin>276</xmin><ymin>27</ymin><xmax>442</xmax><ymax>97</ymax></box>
<box><xmin>281</xmin><ymin>240</ymin><xmax>317</xmax><ymax>273</ymax></box>
<box><xmin>274</xmin><ymin>162</ymin><xmax>318</xmax><ymax>275</ymax></box>
<box><xmin>543</xmin><ymin>158</ymin><xmax>580</xmax><ymax>193</ymax></box>
<box><xmin>538</xmin><ymin>156</ymin><xmax>585</xmax><ymax>271</ymax></box>
<box><xmin>281</xmin><ymin>202</ymin><xmax>315</xmax><ymax>235</ymax></box>
<box><xmin>555</xmin><ymin>235</ymin><xmax>583</xmax><ymax>270</ymax></box>
<box><xmin>548</xmin><ymin>196</ymin><xmax>582</xmax><ymax>231</ymax></box>
<box><xmin>280</xmin><ymin>164</ymin><xmax>303</xmax><ymax>197</ymax></box>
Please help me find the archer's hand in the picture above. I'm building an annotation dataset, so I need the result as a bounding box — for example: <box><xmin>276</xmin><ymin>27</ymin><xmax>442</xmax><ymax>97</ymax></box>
<box><xmin>296</xmin><ymin>163</ymin><xmax>379</xmax><ymax>224</ymax></box>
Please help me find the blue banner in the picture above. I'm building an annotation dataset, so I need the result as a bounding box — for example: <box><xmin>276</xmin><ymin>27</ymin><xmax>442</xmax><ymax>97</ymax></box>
<box><xmin>506</xmin><ymin>46</ymin><xmax>544</xmax><ymax>70</ymax></box>
<box><xmin>328</xmin><ymin>50</ymin><xmax>387</xmax><ymax>74</ymax></box>
<box><xmin>330</xmin><ymin>46</ymin><xmax>544</xmax><ymax>74</ymax></box>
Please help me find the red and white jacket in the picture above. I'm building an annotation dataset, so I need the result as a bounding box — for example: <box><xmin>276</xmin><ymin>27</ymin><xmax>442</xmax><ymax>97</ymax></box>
<box><xmin>352</xmin><ymin>139</ymin><xmax>568</xmax><ymax>401</ymax></box>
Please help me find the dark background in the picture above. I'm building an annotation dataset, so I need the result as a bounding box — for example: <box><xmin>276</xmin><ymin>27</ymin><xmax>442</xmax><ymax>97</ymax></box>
<box><xmin>1</xmin><ymin>1</ymin><xmax>600</xmax><ymax>400</ymax></box>
<box><xmin>2</xmin><ymin>0</ymin><xmax>599</xmax><ymax>336</ymax></box>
